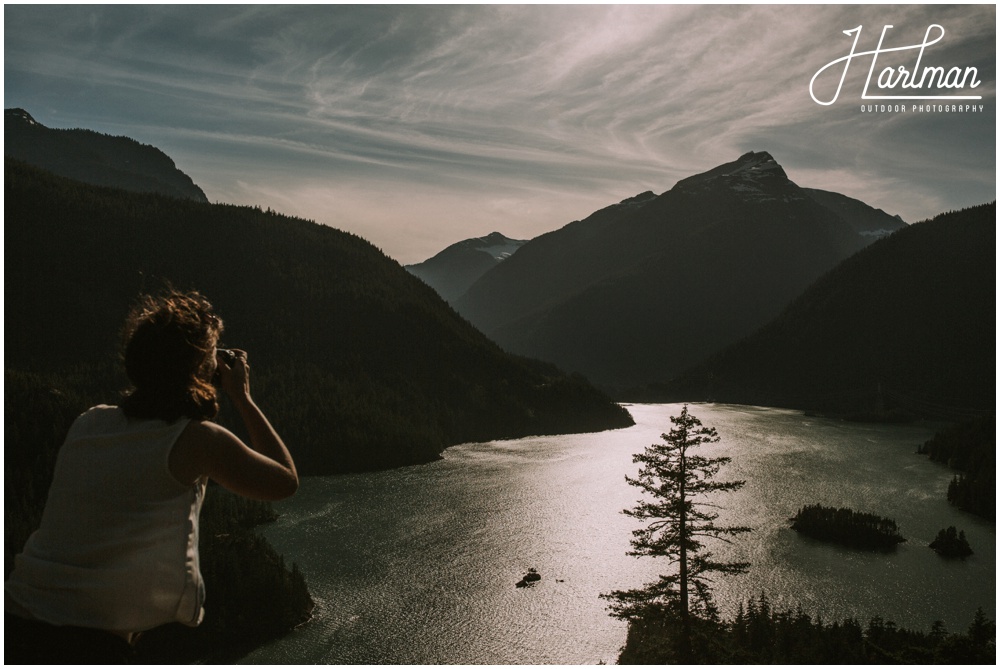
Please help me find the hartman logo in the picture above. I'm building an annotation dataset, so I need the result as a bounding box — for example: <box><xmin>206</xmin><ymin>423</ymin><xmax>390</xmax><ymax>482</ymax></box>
<box><xmin>810</xmin><ymin>24</ymin><xmax>984</xmax><ymax>106</ymax></box>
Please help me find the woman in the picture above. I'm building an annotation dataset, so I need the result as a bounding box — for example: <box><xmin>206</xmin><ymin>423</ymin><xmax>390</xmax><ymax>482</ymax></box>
<box><xmin>5</xmin><ymin>289</ymin><xmax>298</xmax><ymax>663</ymax></box>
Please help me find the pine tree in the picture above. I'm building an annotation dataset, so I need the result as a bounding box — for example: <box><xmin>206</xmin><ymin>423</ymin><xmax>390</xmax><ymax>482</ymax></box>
<box><xmin>602</xmin><ymin>404</ymin><xmax>750</xmax><ymax>659</ymax></box>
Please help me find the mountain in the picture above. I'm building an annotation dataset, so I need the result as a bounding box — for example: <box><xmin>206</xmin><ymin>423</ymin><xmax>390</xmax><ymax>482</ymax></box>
<box><xmin>405</xmin><ymin>232</ymin><xmax>528</xmax><ymax>302</ymax></box>
<box><xmin>5</xmin><ymin>159</ymin><xmax>633</xmax><ymax>475</ymax></box>
<box><xmin>803</xmin><ymin>188</ymin><xmax>905</xmax><ymax>238</ymax></box>
<box><xmin>454</xmin><ymin>152</ymin><xmax>907</xmax><ymax>391</ymax></box>
<box><xmin>4</xmin><ymin>108</ymin><xmax>208</xmax><ymax>202</ymax></box>
<box><xmin>652</xmin><ymin>202</ymin><xmax>995</xmax><ymax>418</ymax></box>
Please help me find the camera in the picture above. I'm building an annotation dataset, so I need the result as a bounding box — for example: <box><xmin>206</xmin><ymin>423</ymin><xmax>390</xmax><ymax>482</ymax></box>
<box><xmin>213</xmin><ymin>348</ymin><xmax>239</xmax><ymax>385</ymax></box>
<box><xmin>217</xmin><ymin>348</ymin><xmax>238</xmax><ymax>366</ymax></box>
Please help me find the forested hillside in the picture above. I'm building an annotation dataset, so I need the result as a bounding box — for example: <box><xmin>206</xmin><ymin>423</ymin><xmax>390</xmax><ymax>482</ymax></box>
<box><xmin>655</xmin><ymin>203</ymin><xmax>995</xmax><ymax>418</ymax></box>
<box><xmin>5</xmin><ymin>159</ymin><xmax>632</xmax><ymax>476</ymax></box>
<box><xmin>919</xmin><ymin>417</ymin><xmax>996</xmax><ymax>519</ymax></box>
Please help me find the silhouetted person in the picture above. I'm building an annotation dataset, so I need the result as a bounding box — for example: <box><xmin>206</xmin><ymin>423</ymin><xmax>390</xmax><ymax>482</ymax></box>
<box><xmin>5</xmin><ymin>289</ymin><xmax>298</xmax><ymax>663</ymax></box>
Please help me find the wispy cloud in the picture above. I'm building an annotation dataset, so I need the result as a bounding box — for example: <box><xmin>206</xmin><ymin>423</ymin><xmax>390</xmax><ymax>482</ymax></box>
<box><xmin>5</xmin><ymin>5</ymin><xmax>995</xmax><ymax>262</ymax></box>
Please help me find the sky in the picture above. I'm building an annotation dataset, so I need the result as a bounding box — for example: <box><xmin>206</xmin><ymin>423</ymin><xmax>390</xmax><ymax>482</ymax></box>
<box><xmin>4</xmin><ymin>4</ymin><xmax>996</xmax><ymax>264</ymax></box>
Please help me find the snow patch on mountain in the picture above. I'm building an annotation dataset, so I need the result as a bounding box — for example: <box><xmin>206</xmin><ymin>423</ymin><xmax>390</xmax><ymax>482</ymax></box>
<box><xmin>469</xmin><ymin>233</ymin><xmax>528</xmax><ymax>262</ymax></box>
<box><xmin>6</xmin><ymin>108</ymin><xmax>38</xmax><ymax>126</ymax></box>
<box><xmin>859</xmin><ymin>228</ymin><xmax>899</xmax><ymax>238</ymax></box>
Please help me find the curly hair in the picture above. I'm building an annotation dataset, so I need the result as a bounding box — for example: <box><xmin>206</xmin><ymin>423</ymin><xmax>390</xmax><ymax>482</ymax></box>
<box><xmin>119</xmin><ymin>290</ymin><xmax>224</xmax><ymax>422</ymax></box>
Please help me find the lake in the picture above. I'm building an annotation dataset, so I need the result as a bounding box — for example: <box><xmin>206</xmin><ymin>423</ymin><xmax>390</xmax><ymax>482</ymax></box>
<box><xmin>240</xmin><ymin>403</ymin><xmax>995</xmax><ymax>664</ymax></box>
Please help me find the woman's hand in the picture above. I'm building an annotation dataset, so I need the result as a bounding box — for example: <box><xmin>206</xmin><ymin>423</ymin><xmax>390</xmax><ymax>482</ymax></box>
<box><xmin>216</xmin><ymin>349</ymin><xmax>251</xmax><ymax>404</ymax></box>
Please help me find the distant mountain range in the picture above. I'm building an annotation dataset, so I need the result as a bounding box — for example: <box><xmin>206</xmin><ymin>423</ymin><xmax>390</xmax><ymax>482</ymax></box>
<box><xmin>5</xmin><ymin>108</ymin><xmax>208</xmax><ymax>202</ymax></box>
<box><xmin>11</xmin><ymin>107</ymin><xmax>986</xmax><ymax>431</ymax></box>
<box><xmin>652</xmin><ymin>202</ymin><xmax>995</xmax><ymax>417</ymax></box>
<box><xmin>405</xmin><ymin>232</ymin><xmax>528</xmax><ymax>303</ymax></box>
<box><xmin>448</xmin><ymin>151</ymin><xmax>907</xmax><ymax>391</ymax></box>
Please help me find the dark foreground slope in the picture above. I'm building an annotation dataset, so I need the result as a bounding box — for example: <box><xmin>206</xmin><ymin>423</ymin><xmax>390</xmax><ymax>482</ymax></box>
<box><xmin>5</xmin><ymin>160</ymin><xmax>632</xmax><ymax>475</ymax></box>
<box><xmin>5</xmin><ymin>108</ymin><xmax>208</xmax><ymax>202</ymax></box>
<box><xmin>657</xmin><ymin>203</ymin><xmax>995</xmax><ymax>418</ymax></box>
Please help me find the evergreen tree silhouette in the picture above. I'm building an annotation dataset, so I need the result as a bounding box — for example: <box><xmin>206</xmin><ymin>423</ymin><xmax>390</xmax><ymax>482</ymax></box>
<box><xmin>602</xmin><ymin>405</ymin><xmax>750</xmax><ymax>660</ymax></box>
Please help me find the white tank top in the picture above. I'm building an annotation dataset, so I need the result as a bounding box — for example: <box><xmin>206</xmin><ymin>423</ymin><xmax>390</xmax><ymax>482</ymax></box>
<box><xmin>5</xmin><ymin>405</ymin><xmax>206</xmax><ymax>633</ymax></box>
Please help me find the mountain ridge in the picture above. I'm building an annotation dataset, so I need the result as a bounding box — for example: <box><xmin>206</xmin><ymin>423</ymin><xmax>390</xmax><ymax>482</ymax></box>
<box><xmin>5</xmin><ymin>107</ymin><xmax>209</xmax><ymax>202</ymax></box>
<box><xmin>452</xmin><ymin>151</ymin><xmax>907</xmax><ymax>390</ymax></box>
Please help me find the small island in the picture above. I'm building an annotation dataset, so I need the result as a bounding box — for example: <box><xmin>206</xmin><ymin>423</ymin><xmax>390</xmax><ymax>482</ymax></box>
<box><xmin>790</xmin><ymin>504</ymin><xmax>906</xmax><ymax>551</ymax></box>
<box><xmin>929</xmin><ymin>526</ymin><xmax>973</xmax><ymax>558</ymax></box>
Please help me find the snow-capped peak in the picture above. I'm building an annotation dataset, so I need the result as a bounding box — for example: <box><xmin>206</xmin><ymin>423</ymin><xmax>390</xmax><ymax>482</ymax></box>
<box><xmin>673</xmin><ymin>151</ymin><xmax>802</xmax><ymax>204</ymax></box>
<box><xmin>726</xmin><ymin>151</ymin><xmax>783</xmax><ymax>177</ymax></box>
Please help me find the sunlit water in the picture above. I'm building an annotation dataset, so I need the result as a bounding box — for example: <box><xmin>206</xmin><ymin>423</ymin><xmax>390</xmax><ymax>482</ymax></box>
<box><xmin>241</xmin><ymin>404</ymin><xmax>995</xmax><ymax>664</ymax></box>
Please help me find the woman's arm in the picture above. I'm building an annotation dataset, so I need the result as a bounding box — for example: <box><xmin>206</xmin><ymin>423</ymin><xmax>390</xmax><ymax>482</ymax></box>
<box><xmin>169</xmin><ymin>350</ymin><xmax>298</xmax><ymax>501</ymax></box>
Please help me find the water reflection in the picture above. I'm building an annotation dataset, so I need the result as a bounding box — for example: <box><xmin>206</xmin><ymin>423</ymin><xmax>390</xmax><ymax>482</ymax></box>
<box><xmin>241</xmin><ymin>404</ymin><xmax>994</xmax><ymax>664</ymax></box>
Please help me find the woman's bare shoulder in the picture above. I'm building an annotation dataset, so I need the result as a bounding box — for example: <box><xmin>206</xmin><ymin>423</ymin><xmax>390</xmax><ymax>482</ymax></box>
<box><xmin>171</xmin><ymin>417</ymin><xmax>297</xmax><ymax>500</ymax></box>
<box><xmin>168</xmin><ymin>420</ymin><xmax>234</xmax><ymax>485</ymax></box>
